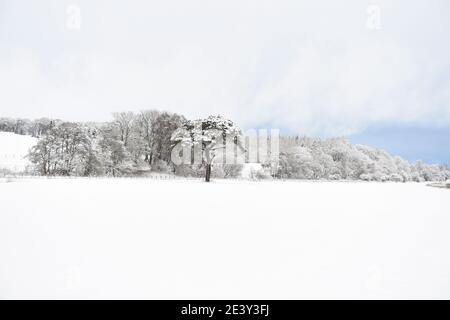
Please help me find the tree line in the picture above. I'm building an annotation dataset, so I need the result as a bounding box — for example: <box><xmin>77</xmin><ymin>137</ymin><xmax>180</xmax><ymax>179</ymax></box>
<box><xmin>0</xmin><ymin>117</ymin><xmax>57</xmax><ymax>137</ymax></box>
<box><xmin>10</xmin><ymin>111</ymin><xmax>185</xmax><ymax>177</ymax></box>
<box><xmin>0</xmin><ymin>114</ymin><xmax>449</xmax><ymax>182</ymax></box>
<box><xmin>275</xmin><ymin>136</ymin><xmax>450</xmax><ymax>182</ymax></box>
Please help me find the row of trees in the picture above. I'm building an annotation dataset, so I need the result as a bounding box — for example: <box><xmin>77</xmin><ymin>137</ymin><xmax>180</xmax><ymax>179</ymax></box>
<box><xmin>23</xmin><ymin>113</ymin><xmax>247</xmax><ymax>180</ymax></box>
<box><xmin>0</xmin><ymin>117</ymin><xmax>58</xmax><ymax>137</ymax></box>
<box><xmin>26</xmin><ymin>111</ymin><xmax>186</xmax><ymax>176</ymax></box>
<box><xmin>275</xmin><ymin>136</ymin><xmax>450</xmax><ymax>182</ymax></box>
<box><xmin>1</xmin><ymin>114</ymin><xmax>449</xmax><ymax>182</ymax></box>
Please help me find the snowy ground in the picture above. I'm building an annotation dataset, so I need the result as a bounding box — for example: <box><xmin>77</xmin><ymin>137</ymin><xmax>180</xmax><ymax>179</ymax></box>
<box><xmin>0</xmin><ymin>132</ymin><xmax>37</xmax><ymax>172</ymax></box>
<box><xmin>1</xmin><ymin>178</ymin><xmax>450</xmax><ymax>299</ymax></box>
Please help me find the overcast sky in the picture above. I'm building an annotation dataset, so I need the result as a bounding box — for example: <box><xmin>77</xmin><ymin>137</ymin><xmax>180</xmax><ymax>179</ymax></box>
<box><xmin>1</xmin><ymin>0</ymin><xmax>450</xmax><ymax>141</ymax></box>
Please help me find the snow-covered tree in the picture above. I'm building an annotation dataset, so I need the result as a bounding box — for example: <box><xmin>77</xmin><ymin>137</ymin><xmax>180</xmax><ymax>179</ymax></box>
<box><xmin>28</xmin><ymin>122</ymin><xmax>98</xmax><ymax>176</ymax></box>
<box><xmin>133</xmin><ymin>110</ymin><xmax>186</xmax><ymax>167</ymax></box>
<box><xmin>151</xmin><ymin>111</ymin><xmax>186</xmax><ymax>165</ymax></box>
<box><xmin>275</xmin><ymin>136</ymin><xmax>450</xmax><ymax>182</ymax></box>
<box><xmin>112</xmin><ymin>112</ymin><xmax>135</xmax><ymax>147</ymax></box>
<box><xmin>94</xmin><ymin>123</ymin><xmax>133</xmax><ymax>176</ymax></box>
<box><xmin>171</xmin><ymin>115</ymin><xmax>245</xmax><ymax>182</ymax></box>
<box><xmin>137</xmin><ymin>110</ymin><xmax>159</xmax><ymax>165</ymax></box>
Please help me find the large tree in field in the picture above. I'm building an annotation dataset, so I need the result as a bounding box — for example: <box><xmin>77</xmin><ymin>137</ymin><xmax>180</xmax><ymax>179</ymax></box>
<box><xmin>171</xmin><ymin>115</ymin><xmax>245</xmax><ymax>182</ymax></box>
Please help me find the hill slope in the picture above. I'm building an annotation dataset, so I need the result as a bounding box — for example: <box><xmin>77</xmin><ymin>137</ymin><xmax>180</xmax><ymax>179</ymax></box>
<box><xmin>0</xmin><ymin>132</ymin><xmax>38</xmax><ymax>172</ymax></box>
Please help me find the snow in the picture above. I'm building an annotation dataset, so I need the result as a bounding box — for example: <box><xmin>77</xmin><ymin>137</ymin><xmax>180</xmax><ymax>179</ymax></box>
<box><xmin>1</xmin><ymin>178</ymin><xmax>450</xmax><ymax>299</ymax></box>
<box><xmin>0</xmin><ymin>132</ymin><xmax>37</xmax><ymax>172</ymax></box>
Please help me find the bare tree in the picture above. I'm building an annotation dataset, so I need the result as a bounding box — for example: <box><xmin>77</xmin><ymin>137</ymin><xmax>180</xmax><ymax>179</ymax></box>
<box><xmin>112</xmin><ymin>112</ymin><xmax>135</xmax><ymax>146</ymax></box>
<box><xmin>138</xmin><ymin>110</ymin><xmax>159</xmax><ymax>164</ymax></box>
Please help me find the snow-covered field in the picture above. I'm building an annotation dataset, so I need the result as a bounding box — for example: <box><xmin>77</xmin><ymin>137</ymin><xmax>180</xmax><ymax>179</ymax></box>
<box><xmin>0</xmin><ymin>132</ymin><xmax>37</xmax><ymax>172</ymax></box>
<box><xmin>1</xmin><ymin>178</ymin><xmax>450</xmax><ymax>299</ymax></box>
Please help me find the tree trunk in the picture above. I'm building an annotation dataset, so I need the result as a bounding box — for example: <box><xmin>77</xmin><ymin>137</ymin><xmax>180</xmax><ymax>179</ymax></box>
<box><xmin>205</xmin><ymin>163</ymin><xmax>211</xmax><ymax>182</ymax></box>
<box><xmin>204</xmin><ymin>145</ymin><xmax>212</xmax><ymax>182</ymax></box>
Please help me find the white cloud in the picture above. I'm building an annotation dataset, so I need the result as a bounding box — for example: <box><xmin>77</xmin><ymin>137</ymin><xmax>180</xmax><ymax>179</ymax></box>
<box><xmin>0</xmin><ymin>0</ymin><xmax>449</xmax><ymax>136</ymax></box>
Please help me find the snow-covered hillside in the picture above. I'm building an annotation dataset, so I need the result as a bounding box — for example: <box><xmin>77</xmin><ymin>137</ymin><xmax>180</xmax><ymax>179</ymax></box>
<box><xmin>1</xmin><ymin>178</ymin><xmax>450</xmax><ymax>299</ymax></box>
<box><xmin>0</xmin><ymin>132</ymin><xmax>37</xmax><ymax>172</ymax></box>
